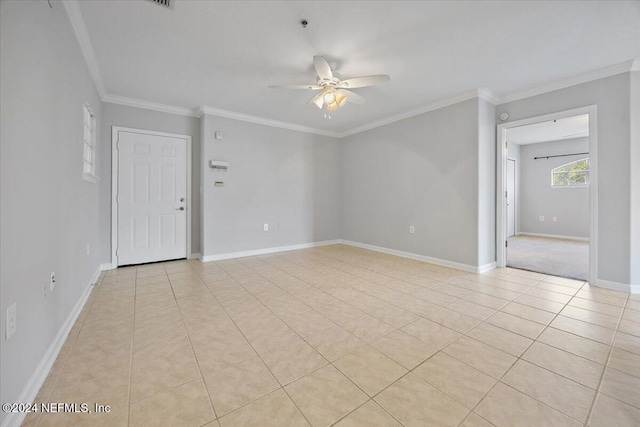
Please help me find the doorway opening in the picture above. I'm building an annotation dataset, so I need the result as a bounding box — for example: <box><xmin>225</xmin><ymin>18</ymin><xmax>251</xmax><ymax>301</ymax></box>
<box><xmin>497</xmin><ymin>106</ymin><xmax>597</xmax><ymax>282</ymax></box>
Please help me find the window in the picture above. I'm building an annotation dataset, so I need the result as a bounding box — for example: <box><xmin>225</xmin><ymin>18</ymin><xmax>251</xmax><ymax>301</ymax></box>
<box><xmin>551</xmin><ymin>158</ymin><xmax>589</xmax><ymax>187</ymax></box>
<box><xmin>82</xmin><ymin>105</ymin><xmax>97</xmax><ymax>182</ymax></box>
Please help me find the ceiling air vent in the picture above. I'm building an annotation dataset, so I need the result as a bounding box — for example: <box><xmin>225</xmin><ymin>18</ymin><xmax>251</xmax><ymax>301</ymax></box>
<box><xmin>146</xmin><ymin>0</ymin><xmax>172</xmax><ymax>9</ymax></box>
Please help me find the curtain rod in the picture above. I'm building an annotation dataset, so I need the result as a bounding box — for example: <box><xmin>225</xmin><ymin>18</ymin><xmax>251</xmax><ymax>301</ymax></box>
<box><xmin>534</xmin><ymin>152</ymin><xmax>588</xmax><ymax>160</ymax></box>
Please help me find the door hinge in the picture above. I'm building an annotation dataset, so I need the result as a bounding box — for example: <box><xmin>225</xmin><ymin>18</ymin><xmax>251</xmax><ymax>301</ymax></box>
<box><xmin>505</xmin><ymin>240</ymin><xmax>508</xmax><ymax>248</ymax></box>
<box><xmin>505</xmin><ymin>140</ymin><xmax>508</xmax><ymax>148</ymax></box>
<box><xmin>505</xmin><ymin>190</ymin><xmax>508</xmax><ymax>198</ymax></box>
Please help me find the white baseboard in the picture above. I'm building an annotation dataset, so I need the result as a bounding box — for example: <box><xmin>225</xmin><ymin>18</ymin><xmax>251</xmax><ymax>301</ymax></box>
<box><xmin>187</xmin><ymin>252</ymin><xmax>201</xmax><ymax>260</ymax></box>
<box><xmin>99</xmin><ymin>262</ymin><xmax>116</xmax><ymax>271</ymax></box>
<box><xmin>516</xmin><ymin>232</ymin><xmax>589</xmax><ymax>242</ymax></box>
<box><xmin>478</xmin><ymin>262</ymin><xmax>497</xmax><ymax>274</ymax></box>
<box><xmin>200</xmin><ymin>240</ymin><xmax>341</xmax><ymax>262</ymax></box>
<box><xmin>1</xmin><ymin>266</ymin><xmax>100</xmax><ymax>427</ymax></box>
<box><xmin>595</xmin><ymin>279</ymin><xmax>632</xmax><ymax>293</ymax></box>
<box><xmin>340</xmin><ymin>240</ymin><xmax>493</xmax><ymax>274</ymax></box>
<box><xmin>631</xmin><ymin>285</ymin><xmax>640</xmax><ymax>295</ymax></box>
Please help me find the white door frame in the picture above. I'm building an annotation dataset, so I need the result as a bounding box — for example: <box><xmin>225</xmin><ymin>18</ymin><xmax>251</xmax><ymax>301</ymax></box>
<box><xmin>111</xmin><ymin>126</ymin><xmax>192</xmax><ymax>267</ymax></box>
<box><xmin>496</xmin><ymin>105</ymin><xmax>598</xmax><ymax>283</ymax></box>
<box><xmin>507</xmin><ymin>158</ymin><xmax>516</xmax><ymax>238</ymax></box>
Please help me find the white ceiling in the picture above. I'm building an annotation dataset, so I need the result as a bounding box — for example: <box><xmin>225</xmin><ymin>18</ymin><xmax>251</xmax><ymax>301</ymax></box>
<box><xmin>507</xmin><ymin>114</ymin><xmax>589</xmax><ymax>145</ymax></box>
<box><xmin>75</xmin><ymin>0</ymin><xmax>640</xmax><ymax>133</ymax></box>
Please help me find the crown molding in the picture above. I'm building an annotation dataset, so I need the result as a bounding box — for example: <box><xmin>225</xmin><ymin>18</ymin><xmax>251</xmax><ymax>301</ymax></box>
<box><xmin>103</xmin><ymin>94</ymin><xmax>199</xmax><ymax>117</ymax></box>
<box><xmin>338</xmin><ymin>89</ymin><xmax>493</xmax><ymax>138</ymax></box>
<box><xmin>477</xmin><ymin>87</ymin><xmax>500</xmax><ymax>105</ymax></box>
<box><xmin>59</xmin><ymin>4</ymin><xmax>637</xmax><ymax>140</ymax></box>
<box><xmin>61</xmin><ymin>0</ymin><xmax>106</xmax><ymax>98</ymax></box>
<box><xmin>498</xmin><ymin>59</ymin><xmax>639</xmax><ymax>104</ymax></box>
<box><xmin>197</xmin><ymin>106</ymin><xmax>341</xmax><ymax>138</ymax></box>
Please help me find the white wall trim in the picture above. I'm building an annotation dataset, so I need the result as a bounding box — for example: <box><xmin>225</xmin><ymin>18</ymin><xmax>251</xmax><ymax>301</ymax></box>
<box><xmin>594</xmin><ymin>279</ymin><xmax>631</xmax><ymax>293</ymax></box>
<box><xmin>187</xmin><ymin>253</ymin><xmax>201</xmax><ymax>260</ymax></box>
<box><xmin>631</xmin><ymin>285</ymin><xmax>640</xmax><ymax>294</ymax></box>
<box><xmin>200</xmin><ymin>240</ymin><xmax>341</xmax><ymax>262</ymax></box>
<box><xmin>478</xmin><ymin>262</ymin><xmax>498</xmax><ymax>274</ymax></box>
<box><xmin>99</xmin><ymin>263</ymin><xmax>116</xmax><ymax>271</ymax></box>
<box><xmin>61</xmin><ymin>0</ymin><xmax>106</xmax><ymax>98</ymax></box>
<box><xmin>516</xmin><ymin>232</ymin><xmax>590</xmax><ymax>242</ymax></box>
<box><xmin>497</xmin><ymin>105</ymin><xmax>598</xmax><ymax>287</ymax></box>
<box><xmin>0</xmin><ymin>267</ymin><xmax>99</xmax><ymax>427</ymax></box>
<box><xmin>498</xmin><ymin>60</ymin><xmax>638</xmax><ymax>104</ymax></box>
<box><xmin>58</xmin><ymin>6</ymin><xmax>638</xmax><ymax>142</ymax></box>
<box><xmin>338</xmin><ymin>88</ymin><xmax>496</xmax><ymax>138</ymax></box>
<box><xmin>103</xmin><ymin>94</ymin><xmax>199</xmax><ymax>118</ymax></box>
<box><xmin>196</xmin><ymin>106</ymin><xmax>341</xmax><ymax>138</ymax></box>
<box><xmin>111</xmin><ymin>127</ymin><xmax>193</xmax><ymax>267</ymax></box>
<box><xmin>340</xmin><ymin>240</ymin><xmax>493</xmax><ymax>274</ymax></box>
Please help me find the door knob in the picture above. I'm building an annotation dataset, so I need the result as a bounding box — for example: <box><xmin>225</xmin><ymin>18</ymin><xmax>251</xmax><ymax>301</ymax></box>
<box><xmin>177</xmin><ymin>207</ymin><xmax>185</xmax><ymax>211</ymax></box>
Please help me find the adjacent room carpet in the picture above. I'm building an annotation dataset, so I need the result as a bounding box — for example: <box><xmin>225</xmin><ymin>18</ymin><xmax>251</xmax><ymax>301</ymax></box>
<box><xmin>507</xmin><ymin>234</ymin><xmax>589</xmax><ymax>281</ymax></box>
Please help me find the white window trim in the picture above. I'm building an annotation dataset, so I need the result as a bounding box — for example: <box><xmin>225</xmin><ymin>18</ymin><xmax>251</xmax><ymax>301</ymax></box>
<box><xmin>82</xmin><ymin>104</ymin><xmax>99</xmax><ymax>183</ymax></box>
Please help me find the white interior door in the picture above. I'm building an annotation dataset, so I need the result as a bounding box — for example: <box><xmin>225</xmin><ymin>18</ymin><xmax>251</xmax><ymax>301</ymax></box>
<box><xmin>507</xmin><ymin>159</ymin><xmax>516</xmax><ymax>238</ymax></box>
<box><xmin>117</xmin><ymin>130</ymin><xmax>187</xmax><ymax>266</ymax></box>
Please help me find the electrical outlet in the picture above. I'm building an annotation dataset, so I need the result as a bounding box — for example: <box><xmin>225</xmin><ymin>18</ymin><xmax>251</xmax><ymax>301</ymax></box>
<box><xmin>6</xmin><ymin>303</ymin><xmax>16</xmax><ymax>341</ymax></box>
<box><xmin>86</xmin><ymin>242</ymin><xmax>90</xmax><ymax>255</ymax></box>
<box><xmin>409</xmin><ymin>225</ymin><xmax>415</xmax><ymax>234</ymax></box>
<box><xmin>539</xmin><ymin>216</ymin><xmax>545</xmax><ymax>222</ymax></box>
<box><xmin>553</xmin><ymin>217</ymin><xmax>558</xmax><ymax>222</ymax></box>
<box><xmin>263</xmin><ymin>224</ymin><xmax>268</xmax><ymax>231</ymax></box>
<box><xmin>50</xmin><ymin>272</ymin><xmax>56</xmax><ymax>291</ymax></box>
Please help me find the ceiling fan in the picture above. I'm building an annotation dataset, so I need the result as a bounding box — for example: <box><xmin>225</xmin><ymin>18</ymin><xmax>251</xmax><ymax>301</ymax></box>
<box><xmin>269</xmin><ymin>56</ymin><xmax>390</xmax><ymax>112</ymax></box>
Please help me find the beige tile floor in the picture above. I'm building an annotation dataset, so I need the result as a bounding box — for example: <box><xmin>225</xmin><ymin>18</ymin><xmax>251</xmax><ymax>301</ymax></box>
<box><xmin>22</xmin><ymin>244</ymin><xmax>640</xmax><ymax>427</ymax></box>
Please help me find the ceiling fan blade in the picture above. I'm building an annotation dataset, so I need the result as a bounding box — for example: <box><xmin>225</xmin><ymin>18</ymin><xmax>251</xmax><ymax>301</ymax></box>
<box><xmin>338</xmin><ymin>75</ymin><xmax>390</xmax><ymax>89</ymax></box>
<box><xmin>268</xmin><ymin>84</ymin><xmax>322</xmax><ymax>90</ymax></box>
<box><xmin>307</xmin><ymin>92</ymin><xmax>324</xmax><ymax>109</ymax></box>
<box><xmin>313</xmin><ymin>56</ymin><xmax>333</xmax><ymax>80</ymax></box>
<box><xmin>337</xmin><ymin>89</ymin><xmax>365</xmax><ymax>105</ymax></box>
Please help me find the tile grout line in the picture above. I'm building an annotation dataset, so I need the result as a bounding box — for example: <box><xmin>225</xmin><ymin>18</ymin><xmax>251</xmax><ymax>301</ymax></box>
<box><xmin>31</xmin><ymin>273</ymin><xmax>105</xmax><ymax>427</ymax></box>
<box><xmin>220</xmin><ymin>256</ymin><xmax>408</xmax><ymax>425</ymax></box>
<box><xmin>454</xmin><ymin>281</ymin><xmax>592</xmax><ymax>426</ymax></box>
<box><xmin>164</xmin><ymin>263</ymin><xmax>219</xmax><ymax>423</ymax></box>
<box><xmin>583</xmin><ymin>292</ymin><xmax>630</xmax><ymax>425</ymax></box>
<box><xmin>252</xmin><ymin>251</ymin><xmax>508</xmax><ymax>425</ymax></box>
<box><xmin>228</xmin><ymin>257</ymin><xmax>417</xmax><ymax>424</ymax></box>
<box><xmin>74</xmin><ymin>247</ymin><xmax>630</xmax><ymax>427</ymax></box>
<box><xmin>126</xmin><ymin>266</ymin><xmax>138</xmax><ymax>427</ymax></box>
<box><xmin>255</xmin><ymin>251</ymin><xmax>568</xmax><ymax>422</ymax></box>
<box><xmin>189</xmin><ymin>261</ymin><xmax>320</xmax><ymax>427</ymax></box>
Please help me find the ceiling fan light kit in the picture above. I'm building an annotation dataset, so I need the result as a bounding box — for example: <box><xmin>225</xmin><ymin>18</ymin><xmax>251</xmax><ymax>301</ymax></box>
<box><xmin>269</xmin><ymin>56</ymin><xmax>390</xmax><ymax>114</ymax></box>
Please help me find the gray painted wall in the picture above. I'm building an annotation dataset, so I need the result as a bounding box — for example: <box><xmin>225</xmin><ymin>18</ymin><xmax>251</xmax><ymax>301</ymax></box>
<box><xmin>478</xmin><ymin>99</ymin><xmax>496</xmax><ymax>266</ymax></box>
<box><xmin>340</xmin><ymin>98</ymin><xmax>483</xmax><ymax>267</ymax></box>
<box><xmin>99</xmin><ymin>103</ymin><xmax>201</xmax><ymax>258</ymax></box>
<box><xmin>0</xmin><ymin>1</ymin><xmax>104</xmax><ymax>417</ymax></box>
<box><xmin>518</xmin><ymin>138</ymin><xmax>590</xmax><ymax>239</ymax></box>
<box><xmin>497</xmin><ymin>73</ymin><xmax>632</xmax><ymax>284</ymax></box>
<box><xmin>200</xmin><ymin>115</ymin><xmax>342</xmax><ymax>257</ymax></box>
